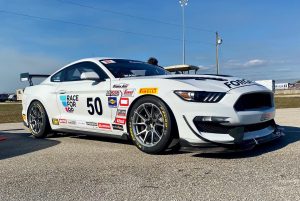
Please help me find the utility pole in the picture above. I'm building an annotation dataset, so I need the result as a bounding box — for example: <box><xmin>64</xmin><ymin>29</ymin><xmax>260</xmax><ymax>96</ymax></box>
<box><xmin>216</xmin><ymin>31</ymin><xmax>222</xmax><ymax>75</ymax></box>
<box><xmin>179</xmin><ymin>0</ymin><xmax>188</xmax><ymax>64</ymax></box>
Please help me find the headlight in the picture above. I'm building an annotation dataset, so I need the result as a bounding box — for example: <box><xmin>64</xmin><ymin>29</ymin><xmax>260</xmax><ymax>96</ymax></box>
<box><xmin>174</xmin><ymin>91</ymin><xmax>226</xmax><ymax>103</ymax></box>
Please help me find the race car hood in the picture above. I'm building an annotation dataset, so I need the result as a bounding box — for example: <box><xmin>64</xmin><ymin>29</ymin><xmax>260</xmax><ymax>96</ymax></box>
<box><xmin>120</xmin><ymin>74</ymin><xmax>261</xmax><ymax>92</ymax></box>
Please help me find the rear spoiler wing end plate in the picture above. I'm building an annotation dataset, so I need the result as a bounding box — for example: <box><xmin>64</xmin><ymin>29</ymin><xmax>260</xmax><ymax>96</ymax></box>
<box><xmin>20</xmin><ymin>73</ymin><xmax>50</xmax><ymax>86</ymax></box>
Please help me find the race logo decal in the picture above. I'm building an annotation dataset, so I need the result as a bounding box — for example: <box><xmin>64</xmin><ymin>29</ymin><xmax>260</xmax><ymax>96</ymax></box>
<box><xmin>123</xmin><ymin>89</ymin><xmax>135</xmax><ymax>97</ymax></box>
<box><xmin>106</xmin><ymin>90</ymin><xmax>120</xmax><ymax>96</ymax></box>
<box><xmin>112</xmin><ymin>124</ymin><xmax>124</xmax><ymax>131</ymax></box>
<box><xmin>101</xmin><ymin>60</ymin><xmax>116</xmax><ymax>64</ymax></box>
<box><xmin>108</xmin><ymin>97</ymin><xmax>118</xmax><ymax>108</ymax></box>
<box><xmin>117</xmin><ymin>109</ymin><xmax>126</xmax><ymax>116</ymax></box>
<box><xmin>60</xmin><ymin>95</ymin><xmax>79</xmax><ymax>113</ymax></box>
<box><xmin>59</xmin><ymin>119</ymin><xmax>67</xmax><ymax>124</ymax></box>
<box><xmin>86</xmin><ymin>122</ymin><xmax>97</xmax><ymax>127</ymax></box>
<box><xmin>52</xmin><ymin>118</ymin><xmax>59</xmax><ymax>125</ymax></box>
<box><xmin>98</xmin><ymin>123</ymin><xmax>111</xmax><ymax>130</ymax></box>
<box><xmin>113</xmin><ymin>83</ymin><xmax>128</xmax><ymax>88</ymax></box>
<box><xmin>119</xmin><ymin>97</ymin><xmax>129</xmax><ymax>107</ymax></box>
<box><xmin>139</xmin><ymin>88</ymin><xmax>158</xmax><ymax>94</ymax></box>
<box><xmin>114</xmin><ymin>117</ymin><xmax>126</xmax><ymax>125</ymax></box>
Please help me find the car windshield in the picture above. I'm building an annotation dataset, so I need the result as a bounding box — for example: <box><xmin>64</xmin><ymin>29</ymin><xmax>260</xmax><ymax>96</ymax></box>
<box><xmin>100</xmin><ymin>59</ymin><xmax>170</xmax><ymax>78</ymax></box>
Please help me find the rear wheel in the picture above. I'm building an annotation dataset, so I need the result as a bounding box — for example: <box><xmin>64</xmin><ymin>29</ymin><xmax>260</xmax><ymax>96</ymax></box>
<box><xmin>27</xmin><ymin>101</ymin><xmax>51</xmax><ymax>138</ymax></box>
<box><xmin>128</xmin><ymin>96</ymin><xmax>175</xmax><ymax>154</ymax></box>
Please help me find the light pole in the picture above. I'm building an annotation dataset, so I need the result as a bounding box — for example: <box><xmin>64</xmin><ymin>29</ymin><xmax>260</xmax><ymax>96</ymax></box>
<box><xmin>179</xmin><ymin>0</ymin><xmax>188</xmax><ymax>64</ymax></box>
<box><xmin>216</xmin><ymin>31</ymin><xmax>222</xmax><ymax>74</ymax></box>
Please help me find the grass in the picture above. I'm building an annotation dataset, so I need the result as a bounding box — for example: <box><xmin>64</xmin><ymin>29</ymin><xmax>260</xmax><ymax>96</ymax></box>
<box><xmin>0</xmin><ymin>97</ymin><xmax>299</xmax><ymax>124</ymax></box>
<box><xmin>275</xmin><ymin>97</ymin><xmax>300</xmax><ymax>109</ymax></box>
<box><xmin>0</xmin><ymin>103</ymin><xmax>23</xmax><ymax>123</ymax></box>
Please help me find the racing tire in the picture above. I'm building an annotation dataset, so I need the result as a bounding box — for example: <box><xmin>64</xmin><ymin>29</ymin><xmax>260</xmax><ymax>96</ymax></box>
<box><xmin>128</xmin><ymin>96</ymin><xmax>175</xmax><ymax>154</ymax></box>
<box><xmin>27</xmin><ymin>101</ymin><xmax>51</xmax><ymax>138</ymax></box>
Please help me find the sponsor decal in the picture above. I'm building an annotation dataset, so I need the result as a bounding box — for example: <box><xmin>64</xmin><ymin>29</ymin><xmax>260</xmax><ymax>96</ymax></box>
<box><xmin>86</xmin><ymin>122</ymin><xmax>98</xmax><ymax>127</ymax></box>
<box><xmin>108</xmin><ymin>97</ymin><xmax>118</xmax><ymax>108</ymax></box>
<box><xmin>98</xmin><ymin>123</ymin><xmax>111</xmax><ymax>129</ymax></box>
<box><xmin>139</xmin><ymin>88</ymin><xmax>158</xmax><ymax>94</ymax></box>
<box><xmin>117</xmin><ymin>109</ymin><xmax>127</xmax><ymax>116</ymax></box>
<box><xmin>261</xmin><ymin>112</ymin><xmax>273</xmax><ymax>121</ymax></box>
<box><xmin>123</xmin><ymin>89</ymin><xmax>135</xmax><ymax>97</ymax></box>
<box><xmin>67</xmin><ymin>120</ymin><xmax>76</xmax><ymax>125</ymax></box>
<box><xmin>60</xmin><ymin>95</ymin><xmax>79</xmax><ymax>113</ymax></box>
<box><xmin>22</xmin><ymin>114</ymin><xmax>27</xmax><ymax>121</ymax></box>
<box><xmin>114</xmin><ymin>117</ymin><xmax>126</xmax><ymax>125</ymax></box>
<box><xmin>113</xmin><ymin>83</ymin><xmax>128</xmax><ymax>88</ymax></box>
<box><xmin>119</xmin><ymin>97</ymin><xmax>129</xmax><ymax>107</ymax></box>
<box><xmin>106</xmin><ymin>90</ymin><xmax>120</xmax><ymax>96</ymax></box>
<box><xmin>52</xmin><ymin>118</ymin><xmax>59</xmax><ymax>125</ymax></box>
<box><xmin>101</xmin><ymin>59</ymin><xmax>116</xmax><ymax>64</ymax></box>
<box><xmin>224</xmin><ymin>79</ymin><xmax>254</xmax><ymax>89</ymax></box>
<box><xmin>112</xmin><ymin>124</ymin><xmax>124</xmax><ymax>131</ymax></box>
<box><xmin>76</xmin><ymin>120</ymin><xmax>86</xmax><ymax>126</ymax></box>
<box><xmin>59</xmin><ymin>119</ymin><xmax>67</xmax><ymax>124</ymax></box>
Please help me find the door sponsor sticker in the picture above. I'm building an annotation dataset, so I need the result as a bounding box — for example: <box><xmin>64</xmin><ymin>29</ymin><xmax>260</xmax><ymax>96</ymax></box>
<box><xmin>52</xmin><ymin>118</ymin><xmax>59</xmax><ymax>125</ymax></box>
<box><xmin>59</xmin><ymin>95</ymin><xmax>79</xmax><ymax>113</ymax></box>
<box><xmin>224</xmin><ymin>79</ymin><xmax>254</xmax><ymax>89</ymax></box>
<box><xmin>119</xmin><ymin>97</ymin><xmax>129</xmax><ymax>107</ymax></box>
<box><xmin>67</xmin><ymin>120</ymin><xmax>76</xmax><ymax>125</ymax></box>
<box><xmin>59</xmin><ymin>119</ymin><xmax>67</xmax><ymax>124</ymax></box>
<box><xmin>112</xmin><ymin>124</ymin><xmax>124</xmax><ymax>131</ymax></box>
<box><xmin>117</xmin><ymin>109</ymin><xmax>126</xmax><ymax>116</ymax></box>
<box><xmin>98</xmin><ymin>123</ymin><xmax>111</xmax><ymax>129</ymax></box>
<box><xmin>139</xmin><ymin>88</ymin><xmax>158</xmax><ymax>94</ymax></box>
<box><xmin>114</xmin><ymin>118</ymin><xmax>126</xmax><ymax>125</ymax></box>
<box><xmin>86</xmin><ymin>122</ymin><xmax>98</xmax><ymax>127</ymax></box>
<box><xmin>106</xmin><ymin>90</ymin><xmax>120</xmax><ymax>96</ymax></box>
<box><xmin>108</xmin><ymin>97</ymin><xmax>118</xmax><ymax>108</ymax></box>
<box><xmin>123</xmin><ymin>89</ymin><xmax>135</xmax><ymax>97</ymax></box>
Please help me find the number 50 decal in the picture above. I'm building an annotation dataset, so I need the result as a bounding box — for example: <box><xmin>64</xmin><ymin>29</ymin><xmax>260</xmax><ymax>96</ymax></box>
<box><xmin>87</xmin><ymin>97</ymin><xmax>103</xmax><ymax>115</ymax></box>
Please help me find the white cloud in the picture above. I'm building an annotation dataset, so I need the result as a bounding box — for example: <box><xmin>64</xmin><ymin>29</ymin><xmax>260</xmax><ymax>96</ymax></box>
<box><xmin>243</xmin><ymin>59</ymin><xmax>268</xmax><ymax>67</ymax></box>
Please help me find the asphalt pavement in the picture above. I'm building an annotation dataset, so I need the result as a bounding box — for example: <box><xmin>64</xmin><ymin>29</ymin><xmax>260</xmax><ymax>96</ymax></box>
<box><xmin>0</xmin><ymin>108</ymin><xmax>299</xmax><ymax>201</ymax></box>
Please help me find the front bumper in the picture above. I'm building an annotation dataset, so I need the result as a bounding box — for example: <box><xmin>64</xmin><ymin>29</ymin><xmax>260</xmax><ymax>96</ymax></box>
<box><xmin>180</xmin><ymin>115</ymin><xmax>284</xmax><ymax>151</ymax></box>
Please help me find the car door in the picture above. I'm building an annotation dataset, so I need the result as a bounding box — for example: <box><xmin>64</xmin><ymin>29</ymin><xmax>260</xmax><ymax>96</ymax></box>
<box><xmin>55</xmin><ymin>61</ymin><xmax>113</xmax><ymax>133</ymax></box>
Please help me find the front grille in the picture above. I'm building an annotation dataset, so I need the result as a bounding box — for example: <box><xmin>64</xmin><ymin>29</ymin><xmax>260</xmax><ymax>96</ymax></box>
<box><xmin>234</xmin><ymin>92</ymin><xmax>273</xmax><ymax>111</ymax></box>
<box><xmin>193</xmin><ymin>119</ymin><xmax>275</xmax><ymax>134</ymax></box>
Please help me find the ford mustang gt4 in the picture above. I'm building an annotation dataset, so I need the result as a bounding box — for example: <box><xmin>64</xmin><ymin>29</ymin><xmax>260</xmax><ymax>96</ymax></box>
<box><xmin>21</xmin><ymin>58</ymin><xmax>284</xmax><ymax>154</ymax></box>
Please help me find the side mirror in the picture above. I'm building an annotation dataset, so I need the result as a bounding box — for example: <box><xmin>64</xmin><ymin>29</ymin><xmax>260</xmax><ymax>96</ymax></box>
<box><xmin>80</xmin><ymin>72</ymin><xmax>101</xmax><ymax>81</ymax></box>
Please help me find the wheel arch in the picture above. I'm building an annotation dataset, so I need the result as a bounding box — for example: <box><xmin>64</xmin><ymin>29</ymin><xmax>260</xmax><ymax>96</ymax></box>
<box><xmin>27</xmin><ymin>99</ymin><xmax>53</xmax><ymax>129</ymax></box>
<box><xmin>126</xmin><ymin>95</ymin><xmax>179</xmax><ymax>139</ymax></box>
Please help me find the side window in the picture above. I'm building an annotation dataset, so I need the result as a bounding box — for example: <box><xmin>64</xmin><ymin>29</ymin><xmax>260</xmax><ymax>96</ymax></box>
<box><xmin>51</xmin><ymin>62</ymin><xmax>109</xmax><ymax>82</ymax></box>
<box><xmin>78</xmin><ymin>62</ymin><xmax>109</xmax><ymax>80</ymax></box>
<box><xmin>51</xmin><ymin>70</ymin><xmax>64</xmax><ymax>82</ymax></box>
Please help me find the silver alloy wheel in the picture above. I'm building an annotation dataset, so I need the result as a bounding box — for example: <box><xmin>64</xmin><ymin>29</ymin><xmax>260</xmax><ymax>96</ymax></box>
<box><xmin>28</xmin><ymin>104</ymin><xmax>44</xmax><ymax>134</ymax></box>
<box><xmin>132</xmin><ymin>103</ymin><xmax>166</xmax><ymax>147</ymax></box>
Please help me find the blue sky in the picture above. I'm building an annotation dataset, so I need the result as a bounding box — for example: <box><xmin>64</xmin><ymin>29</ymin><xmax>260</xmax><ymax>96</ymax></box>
<box><xmin>0</xmin><ymin>0</ymin><xmax>300</xmax><ymax>93</ymax></box>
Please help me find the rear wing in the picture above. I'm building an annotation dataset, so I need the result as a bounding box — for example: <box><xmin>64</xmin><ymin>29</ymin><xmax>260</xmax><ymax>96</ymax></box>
<box><xmin>20</xmin><ymin>73</ymin><xmax>50</xmax><ymax>86</ymax></box>
<box><xmin>164</xmin><ymin>64</ymin><xmax>201</xmax><ymax>74</ymax></box>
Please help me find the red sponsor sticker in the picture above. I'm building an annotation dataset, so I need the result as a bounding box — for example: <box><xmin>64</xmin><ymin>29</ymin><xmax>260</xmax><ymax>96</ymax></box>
<box><xmin>114</xmin><ymin>118</ymin><xmax>126</xmax><ymax>125</ymax></box>
<box><xmin>119</xmin><ymin>97</ymin><xmax>129</xmax><ymax>107</ymax></box>
<box><xmin>123</xmin><ymin>89</ymin><xmax>135</xmax><ymax>97</ymax></box>
<box><xmin>98</xmin><ymin>123</ymin><xmax>111</xmax><ymax>129</ymax></box>
<box><xmin>59</xmin><ymin>119</ymin><xmax>67</xmax><ymax>124</ymax></box>
<box><xmin>101</xmin><ymin>60</ymin><xmax>116</xmax><ymax>64</ymax></box>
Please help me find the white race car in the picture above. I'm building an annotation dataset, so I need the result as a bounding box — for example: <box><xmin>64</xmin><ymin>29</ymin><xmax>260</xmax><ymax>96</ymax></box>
<box><xmin>21</xmin><ymin>58</ymin><xmax>283</xmax><ymax>154</ymax></box>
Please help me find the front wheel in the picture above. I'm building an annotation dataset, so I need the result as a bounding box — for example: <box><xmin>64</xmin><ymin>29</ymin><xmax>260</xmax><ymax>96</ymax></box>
<box><xmin>27</xmin><ymin>101</ymin><xmax>51</xmax><ymax>138</ymax></box>
<box><xmin>128</xmin><ymin>96</ymin><xmax>175</xmax><ymax>154</ymax></box>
